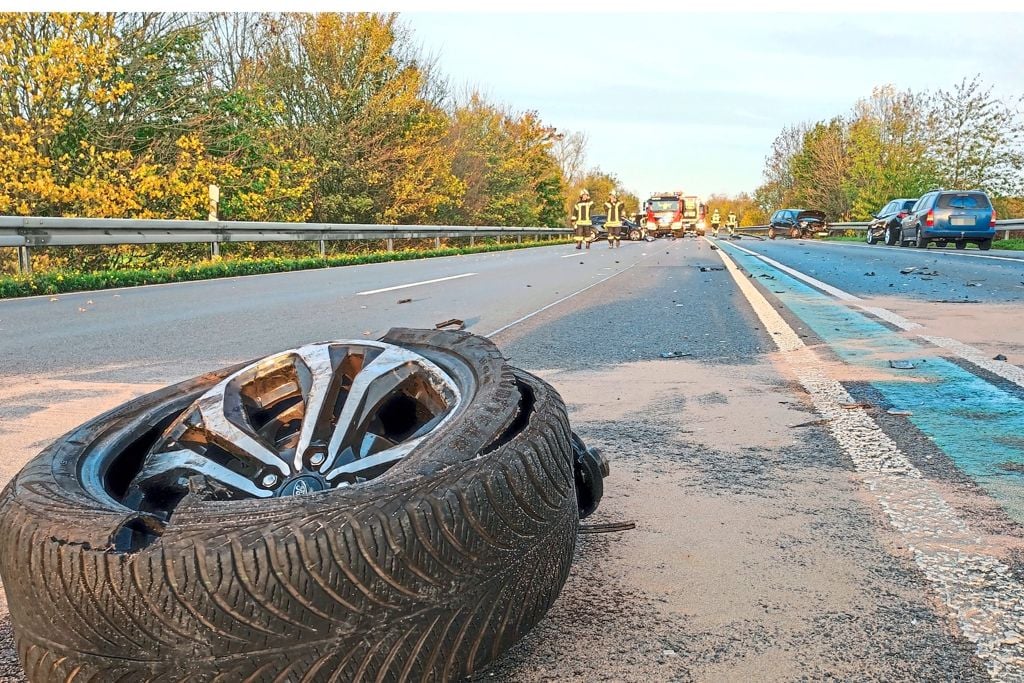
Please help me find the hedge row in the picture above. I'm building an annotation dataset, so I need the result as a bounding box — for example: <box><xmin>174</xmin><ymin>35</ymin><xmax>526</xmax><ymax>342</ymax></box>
<box><xmin>0</xmin><ymin>238</ymin><xmax>573</xmax><ymax>299</ymax></box>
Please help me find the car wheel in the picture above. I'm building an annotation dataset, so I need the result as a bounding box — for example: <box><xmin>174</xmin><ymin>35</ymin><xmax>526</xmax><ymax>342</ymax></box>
<box><xmin>979</xmin><ymin>239</ymin><xmax>993</xmax><ymax>251</ymax></box>
<box><xmin>588</xmin><ymin>228</ymin><xmax>599</xmax><ymax>243</ymax></box>
<box><xmin>768</xmin><ymin>226</ymin><xmax>777</xmax><ymax>240</ymax></box>
<box><xmin>628</xmin><ymin>228</ymin><xmax>641</xmax><ymax>241</ymax></box>
<box><xmin>866</xmin><ymin>229</ymin><xmax>877</xmax><ymax>245</ymax></box>
<box><xmin>955</xmin><ymin>241</ymin><xmax>966</xmax><ymax>250</ymax></box>
<box><xmin>0</xmin><ymin>329</ymin><xmax>594</xmax><ymax>681</ymax></box>
<box><xmin>915</xmin><ymin>236</ymin><xmax>929</xmax><ymax>249</ymax></box>
<box><xmin>789</xmin><ymin>227</ymin><xmax>801</xmax><ymax>239</ymax></box>
<box><xmin>884</xmin><ymin>225</ymin><xmax>899</xmax><ymax>246</ymax></box>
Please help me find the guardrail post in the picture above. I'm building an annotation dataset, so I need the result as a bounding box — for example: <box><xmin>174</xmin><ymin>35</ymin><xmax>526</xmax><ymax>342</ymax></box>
<box><xmin>386</xmin><ymin>238</ymin><xmax>394</xmax><ymax>252</ymax></box>
<box><xmin>469</xmin><ymin>235</ymin><xmax>475</xmax><ymax>247</ymax></box>
<box><xmin>496</xmin><ymin>235</ymin><xmax>502</xmax><ymax>244</ymax></box>
<box><xmin>434</xmin><ymin>236</ymin><xmax>441</xmax><ymax>249</ymax></box>
<box><xmin>210</xmin><ymin>241</ymin><xmax>220</xmax><ymax>258</ymax></box>
<box><xmin>517</xmin><ymin>234</ymin><xmax>523</xmax><ymax>244</ymax></box>
<box><xmin>17</xmin><ymin>246</ymin><xmax>31</xmax><ymax>275</ymax></box>
<box><xmin>319</xmin><ymin>239</ymin><xmax>326</xmax><ymax>257</ymax></box>
<box><xmin>1006</xmin><ymin>229</ymin><xmax>1011</xmax><ymax>241</ymax></box>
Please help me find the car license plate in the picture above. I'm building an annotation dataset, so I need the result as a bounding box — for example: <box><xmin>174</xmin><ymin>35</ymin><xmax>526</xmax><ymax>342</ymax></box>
<box><xmin>951</xmin><ymin>216</ymin><xmax>974</xmax><ymax>226</ymax></box>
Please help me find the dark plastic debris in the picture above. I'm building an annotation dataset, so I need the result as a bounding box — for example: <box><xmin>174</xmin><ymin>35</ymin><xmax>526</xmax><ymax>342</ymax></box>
<box><xmin>660</xmin><ymin>351</ymin><xmax>692</xmax><ymax>359</ymax></box>
<box><xmin>434</xmin><ymin>318</ymin><xmax>465</xmax><ymax>331</ymax></box>
<box><xmin>994</xmin><ymin>354</ymin><xmax>1008</xmax><ymax>361</ymax></box>
<box><xmin>889</xmin><ymin>360</ymin><xmax>916</xmax><ymax>370</ymax></box>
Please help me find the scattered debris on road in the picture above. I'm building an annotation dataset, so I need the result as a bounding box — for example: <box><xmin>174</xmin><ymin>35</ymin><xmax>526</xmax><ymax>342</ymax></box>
<box><xmin>579</xmin><ymin>521</ymin><xmax>637</xmax><ymax>534</ymax></box>
<box><xmin>434</xmin><ymin>318</ymin><xmax>465</xmax><ymax>331</ymax></box>
<box><xmin>660</xmin><ymin>351</ymin><xmax>693</xmax><ymax>359</ymax></box>
<box><xmin>710</xmin><ymin>245</ymin><xmax>719</xmax><ymax>250</ymax></box>
<box><xmin>965</xmin><ymin>281</ymin><xmax>983</xmax><ymax>287</ymax></box>
<box><xmin>994</xmin><ymin>354</ymin><xmax>1008</xmax><ymax>361</ymax></box>
<box><xmin>997</xmin><ymin>461</ymin><xmax>1024</xmax><ymax>473</ymax></box>
<box><xmin>887</xmin><ymin>409</ymin><xmax>914</xmax><ymax>416</ymax></box>
<box><xmin>759</xmin><ymin>273</ymin><xmax>776</xmax><ymax>280</ymax></box>
<box><xmin>698</xmin><ymin>266</ymin><xmax>725</xmax><ymax>272</ymax></box>
<box><xmin>930</xmin><ymin>299</ymin><xmax>980</xmax><ymax>304</ymax></box>
<box><xmin>842</xmin><ymin>402</ymin><xmax>874</xmax><ymax>410</ymax></box>
<box><xmin>789</xmin><ymin>418</ymin><xmax>831</xmax><ymax>428</ymax></box>
<box><xmin>864</xmin><ymin>272</ymin><xmax>876</xmax><ymax>276</ymax></box>
<box><xmin>397</xmin><ymin>298</ymin><xmax>412</xmax><ymax>304</ymax></box>
<box><xmin>889</xmin><ymin>360</ymin><xmax>917</xmax><ymax>370</ymax></box>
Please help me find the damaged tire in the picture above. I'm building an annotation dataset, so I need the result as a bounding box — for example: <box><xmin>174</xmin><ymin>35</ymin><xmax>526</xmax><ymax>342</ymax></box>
<box><xmin>0</xmin><ymin>328</ymin><xmax>600</xmax><ymax>681</ymax></box>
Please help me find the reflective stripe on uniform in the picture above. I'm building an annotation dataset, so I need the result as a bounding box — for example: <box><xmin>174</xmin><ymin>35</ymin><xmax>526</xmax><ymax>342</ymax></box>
<box><xmin>604</xmin><ymin>200</ymin><xmax>624</xmax><ymax>227</ymax></box>
<box><xmin>573</xmin><ymin>201</ymin><xmax>593</xmax><ymax>226</ymax></box>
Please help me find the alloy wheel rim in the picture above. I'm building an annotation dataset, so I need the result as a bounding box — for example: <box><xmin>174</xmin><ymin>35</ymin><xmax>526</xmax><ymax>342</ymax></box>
<box><xmin>122</xmin><ymin>341</ymin><xmax>462</xmax><ymax>513</ymax></box>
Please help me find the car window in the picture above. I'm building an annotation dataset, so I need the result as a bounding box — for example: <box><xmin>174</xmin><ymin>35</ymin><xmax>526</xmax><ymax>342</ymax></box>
<box><xmin>883</xmin><ymin>202</ymin><xmax>896</xmax><ymax>214</ymax></box>
<box><xmin>902</xmin><ymin>200</ymin><xmax>917</xmax><ymax>211</ymax></box>
<box><xmin>938</xmin><ymin>193</ymin><xmax>992</xmax><ymax>209</ymax></box>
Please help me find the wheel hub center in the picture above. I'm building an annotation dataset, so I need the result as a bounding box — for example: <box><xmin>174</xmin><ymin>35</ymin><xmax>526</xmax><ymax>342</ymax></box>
<box><xmin>277</xmin><ymin>474</ymin><xmax>327</xmax><ymax>497</ymax></box>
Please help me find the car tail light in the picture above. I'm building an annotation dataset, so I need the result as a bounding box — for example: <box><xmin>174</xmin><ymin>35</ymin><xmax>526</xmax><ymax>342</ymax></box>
<box><xmin>991</xmin><ymin>209</ymin><xmax>997</xmax><ymax>228</ymax></box>
<box><xmin>898</xmin><ymin>211</ymin><xmax>907</xmax><ymax>218</ymax></box>
<box><xmin>925</xmin><ymin>210</ymin><xmax>934</xmax><ymax>227</ymax></box>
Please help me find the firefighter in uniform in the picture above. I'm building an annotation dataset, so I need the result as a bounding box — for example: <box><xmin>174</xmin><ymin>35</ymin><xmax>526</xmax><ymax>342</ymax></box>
<box><xmin>604</xmin><ymin>190</ymin><xmax>625</xmax><ymax>248</ymax></box>
<box><xmin>572</xmin><ymin>189</ymin><xmax>594</xmax><ymax>250</ymax></box>
<box><xmin>711</xmin><ymin>208</ymin><xmax>721</xmax><ymax>237</ymax></box>
<box><xmin>726</xmin><ymin>210</ymin><xmax>738</xmax><ymax>236</ymax></box>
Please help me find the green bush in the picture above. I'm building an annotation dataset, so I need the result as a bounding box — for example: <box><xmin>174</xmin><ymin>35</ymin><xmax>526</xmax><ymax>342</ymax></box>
<box><xmin>0</xmin><ymin>239</ymin><xmax>573</xmax><ymax>299</ymax></box>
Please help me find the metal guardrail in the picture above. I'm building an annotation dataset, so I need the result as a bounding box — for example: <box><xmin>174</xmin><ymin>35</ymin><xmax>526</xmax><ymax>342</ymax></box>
<box><xmin>736</xmin><ymin>219</ymin><xmax>1024</xmax><ymax>239</ymax></box>
<box><xmin>0</xmin><ymin>216</ymin><xmax>572</xmax><ymax>274</ymax></box>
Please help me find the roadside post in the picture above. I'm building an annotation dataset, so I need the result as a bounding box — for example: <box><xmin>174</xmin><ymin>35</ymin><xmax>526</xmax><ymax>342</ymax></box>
<box><xmin>208</xmin><ymin>184</ymin><xmax>220</xmax><ymax>258</ymax></box>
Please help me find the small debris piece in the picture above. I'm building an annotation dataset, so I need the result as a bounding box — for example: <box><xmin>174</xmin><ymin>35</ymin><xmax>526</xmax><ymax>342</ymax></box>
<box><xmin>789</xmin><ymin>418</ymin><xmax>830</xmax><ymax>428</ymax></box>
<box><xmin>994</xmin><ymin>354</ymin><xmax>1008</xmax><ymax>361</ymax></box>
<box><xmin>997</xmin><ymin>461</ymin><xmax>1024</xmax><ymax>473</ymax></box>
<box><xmin>864</xmin><ymin>272</ymin><xmax>875</xmax><ymax>276</ymax></box>
<box><xmin>965</xmin><ymin>281</ymin><xmax>982</xmax><ymax>287</ymax></box>
<box><xmin>930</xmin><ymin>299</ymin><xmax>980</xmax><ymax>304</ymax></box>
<box><xmin>698</xmin><ymin>266</ymin><xmax>725</xmax><ymax>272</ymax></box>
<box><xmin>889</xmin><ymin>360</ymin><xmax>916</xmax><ymax>369</ymax></box>
<box><xmin>86</xmin><ymin>300</ymin><xmax>94</xmax><ymax>305</ymax></box>
<box><xmin>887</xmin><ymin>409</ymin><xmax>914</xmax><ymax>416</ymax></box>
<box><xmin>710</xmin><ymin>244</ymin><xmax>719</xmax><ymax>250</ymax></box>
<box><xmin>434</xmin><ymin>318</ymin><xmax>465</xmax><ymax>331</ymax></box>
<box><xmin>397</xmin><ymin>298</ymin><xmax>412</xmax><ymax>304</ymax></box>
<box><xmin>578</xmin><ymin>521</ymin><xmax>637</xmax><ymax>534</ymax></box>
<box><xmin>49</xmin><ymin>297</ymin><xmax>58</xmax><ymax>302</ymax></box>
<box><xmin>841</xmin><ymin>402</ymin><xmax>873</xmax><ymax>410</ymax></box>
<box><xmin>899</xmin><ymin>267</ymin><xmax>918</xmax><ymax>275</ymax></box>
<box><xmin>660</xmin><ymin>351</ymin><xmax>692</xmax><ymax>359</ymax></box>
<box><xmin>759</xmin><ymin>273</ymin><xmax>775</xmax><ymax>280</ymax></box>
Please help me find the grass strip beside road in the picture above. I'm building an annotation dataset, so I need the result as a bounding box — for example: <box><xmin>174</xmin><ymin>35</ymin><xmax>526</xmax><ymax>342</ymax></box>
<box><xmin>0</xmin><ymin>239</ymin><xmax>573</xmax><ymax>299</ymax></box>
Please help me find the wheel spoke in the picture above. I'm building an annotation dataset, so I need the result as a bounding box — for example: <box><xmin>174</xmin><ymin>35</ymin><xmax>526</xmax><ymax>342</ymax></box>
<box><xmin>133</xmin><ymin>449</ymin><xmax>272</xmax><ymax>499</ymax></box>
<box><xmin>291</xmin><ymin>343</ymin><xmax>340</xmax><ymax>473</ymax></box>
<box><xmin>321</xmin><ymin>346</ymin><xmax>424</xmax><ymax>473</ymax></box>
<box><xmin>195</xmin><ymin>392</ymin><xmax>290</xmax><ymax>476</ymax></box>
<box><xmin>324</xmin><ymin>438</ymin><xmax>424</xmax><ymax>484</ymax></box>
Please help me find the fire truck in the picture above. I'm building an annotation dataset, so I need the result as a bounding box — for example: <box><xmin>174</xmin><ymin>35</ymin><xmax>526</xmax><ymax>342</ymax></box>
<box><xmin>643</xmin><ymin>192</ymin><xmax>706</xmax><ymax>238</ymax></box>
<box><xmin>643</xmin><ymin>192</ymin><xmax>683</xmax><ymax>238</ymax></box>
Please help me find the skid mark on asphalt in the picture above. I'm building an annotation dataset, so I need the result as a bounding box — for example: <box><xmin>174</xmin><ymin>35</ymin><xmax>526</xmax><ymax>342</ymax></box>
<box><xmin>714</xmin><ymin>242</ymin><xmax>1024</xmax><ymax>680</ymax></box>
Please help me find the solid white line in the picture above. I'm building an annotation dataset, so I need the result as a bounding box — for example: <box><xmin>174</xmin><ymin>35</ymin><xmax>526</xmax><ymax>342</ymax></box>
<box><xmin>714</xmin><ymin>238</ymin><xmax>1024</xmax><ymax>389</ymax></box>
<box><xmin>713</xmin><ymin>243</ymin><xmax>1024</xmax><ymax>681</ymax></box>
<box><xmin>355</xmin><ymin>272</ymin><xmax>477</xmax><ymax>296</ymax></box>
<box><xmin>818</xmin><ymin>240</ymin><xmax>1024</xmax><ymax>264</ymax></box>
<box><xmin>560</xmin><ymin>252</ymin><xmax>581</xmax><ymax>258</ymax></box>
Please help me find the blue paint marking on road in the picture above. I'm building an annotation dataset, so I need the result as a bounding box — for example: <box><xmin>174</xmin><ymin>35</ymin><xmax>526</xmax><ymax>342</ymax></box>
<box><xmin>718</xmin><ymin>241</ymin><xmax>1024</xmax><ymax>521</ymax></box>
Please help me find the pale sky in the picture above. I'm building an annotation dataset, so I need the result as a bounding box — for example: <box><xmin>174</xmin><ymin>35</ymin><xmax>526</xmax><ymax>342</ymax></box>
<box><xmin>403</xmin><ymin>11</ymin><xmax>1024</xmax><ymax>200</ymax></box>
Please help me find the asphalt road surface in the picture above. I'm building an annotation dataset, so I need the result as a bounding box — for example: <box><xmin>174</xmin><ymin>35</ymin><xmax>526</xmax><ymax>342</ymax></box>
<box><xmin>2</xmin><ymin>236</ymin><xmax>1023</xmax><ymax>681</ymax></box>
